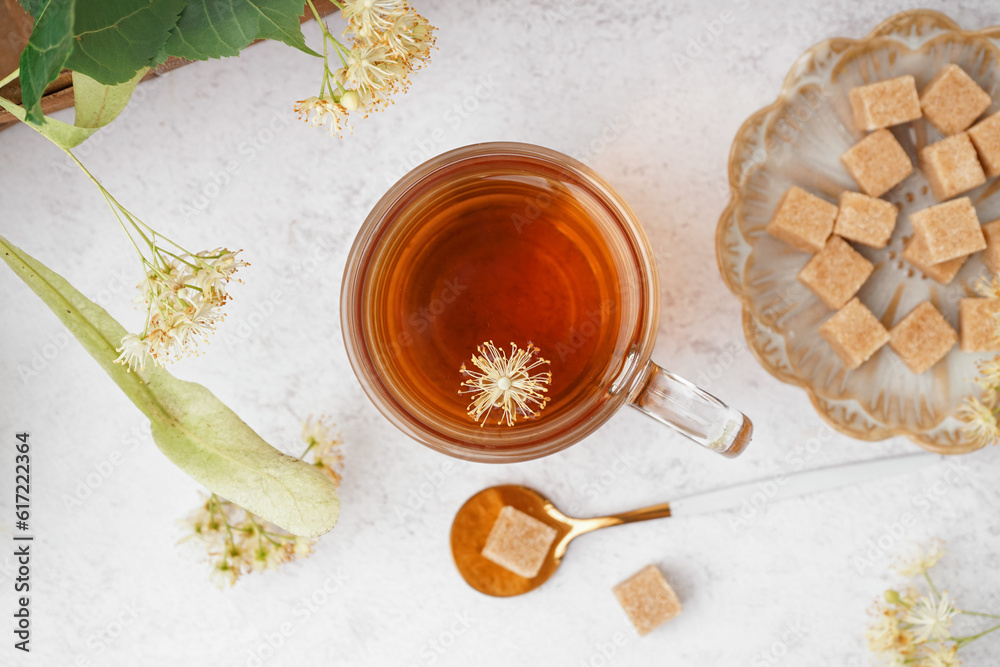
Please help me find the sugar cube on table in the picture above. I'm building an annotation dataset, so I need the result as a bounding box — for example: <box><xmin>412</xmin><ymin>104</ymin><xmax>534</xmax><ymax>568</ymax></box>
<box><xmin>920</xmin><ymin>64</ymin><xmax>991</xmax><ymax>136</ymax></box>
<box><xmin>481</xmin><ymin>506</ymin><xmax>557</xmax><ymax>579</ymax></box>
<box><xmin>909</xmin><ymin>197</ymin><xmax>985</xmax><ymax>264</ymax></box>
<box><xmin>613</xmin><ymin>564</ymin><xmax>683</xmax><ymax>637</ymax></box>
<box><xmin>818</xmin><ymin>297</ymin><xmax>890</xmax><ymax>369</ymax></box>
<box><xmin>797</xmin><ymin>236</ymin><xmax>874</xmax><ymax>309</ymax></box>
<box><xmin>888</xmin><ymin>302</ymin><xmax>957</xmax><ymax>374</ymax></box>
<box><xmin>919</xmin><ymin>133</ymin><xmax>986</xmax><ymax>202</ymax></box>
<box><xmin>834</xmin><ymin>191</ymin><xmax>898</xmax><ymax>248</ymax></box>
<box><xmin>765</xmin><ymin>186</ymin><xmax>838</xmax><ymax>253</ymax></box>
<box><xmin>840</xmin><ymin>128</ymin><xmax>913</xmax><ymax>197</ymax></box>
<box><xmin>968</xmin><ymin>111</ymin><xmax>1000</xmax><ymax>177</ymax></box>
<box><xmin>981</xmin><ymin>218</ymin><xmax>1000</xmax><ymax>273</ymax></box>
<box><xmin>901</xmin><ymin>234</ymin><xmax>967</xmax><ymax>285</ymax></box>
<box><xmin>849</xmin><ymin>75</ymin><xmax>922</xmax><ymax>131</ymax></box>
<box><xmin>959</xmin><ymin>298</ymin><xmax>1000</xmax><ymax>352</ymax></box>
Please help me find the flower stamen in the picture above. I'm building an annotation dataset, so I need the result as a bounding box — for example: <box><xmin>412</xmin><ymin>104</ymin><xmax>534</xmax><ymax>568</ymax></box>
<box><xmin>459</xmin><ymin>341</ymin><xmax>552</xmax><ymax>427</ymax></box>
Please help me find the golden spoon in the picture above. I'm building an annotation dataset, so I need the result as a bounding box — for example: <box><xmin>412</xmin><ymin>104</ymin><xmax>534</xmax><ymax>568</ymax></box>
<box><xmin>450</xmin><ymin>453</ymin><xmax>941</xmax><ymax>597</ymax></box>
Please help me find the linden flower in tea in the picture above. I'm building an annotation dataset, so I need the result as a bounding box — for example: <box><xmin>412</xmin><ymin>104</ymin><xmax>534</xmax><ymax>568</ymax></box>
<box><xmin>460</xmin><ymin>341</ymin><xmax>552</xmax><ymax>427</ymax></box>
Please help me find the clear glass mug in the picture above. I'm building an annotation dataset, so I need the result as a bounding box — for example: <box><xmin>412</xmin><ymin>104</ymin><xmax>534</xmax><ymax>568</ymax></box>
<box><xmin>341</xmin><ymin>142</ymin><xmax>752</xmax><ymax>463</ymax></box>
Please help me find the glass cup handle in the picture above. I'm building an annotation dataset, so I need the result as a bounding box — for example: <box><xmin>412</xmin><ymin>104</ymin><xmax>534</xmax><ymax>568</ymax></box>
<box><xmin>627</xmin><ymin>360</ymin><xmax>753</xmax><ymax>457</ymax></box>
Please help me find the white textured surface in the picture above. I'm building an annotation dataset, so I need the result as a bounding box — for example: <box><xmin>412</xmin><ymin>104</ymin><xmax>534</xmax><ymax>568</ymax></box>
<box><xmin>2</xmin><ymin>1</ymin><xmax>1000</xmax><ymax>665</ymax></box>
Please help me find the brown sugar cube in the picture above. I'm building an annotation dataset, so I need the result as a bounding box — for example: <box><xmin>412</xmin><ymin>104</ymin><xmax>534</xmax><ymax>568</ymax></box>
<box><xmin>920</xmin><ymin>64</ymin><xmax>992</xmax><ymax>136</ymax></box>
<box><xmin>818</xmin><ymin>298</ymin><xmax>890</xmax><ymax>369</ymax></box>
<box><xmin>888</xmin><ymin>302</ymin><xmax>957</xmax><ymax>374</ymax></box>
<box><xmin>910</xmin><ymin>197</ymin><xmax>985</xmax><ymax>263</ymax></box>
<box><xmin>919</xmin><ymin>133</ymin><xmax>986</xmax><ymax>201</ymax></box>
<box><xmin>959</xmin><ymin>298</ymin><xmax>1000</xmax><ymax>351</ymax></box>
<box><xmin>765</xmin><ymin>186</ymin><xmax>838</xmax><ymax>253</ymax></box>
<box><xmin>849</xmin><ymin>75</ymin><xmax>922</xmax><ymax>131</ymax></box>
<box><xmin>968</xmin><ymin>111</ymin><xmax>1000</xmax><ymax>177</ymax></box>
<box><xmin>481</xmin><ymin>506</ymin><xmax>557</xmax><ymax>579</ymax></box>
<box><xmin>833</xmin><ymin>191</ymin><xmax>898</xmax><ymax>248</ymax></box>
<box><xmin>797</xmin><ymin>236</ymin><xmax>875</xmax><ymax>309</ymax></box>
<box><xmin>613</xmin><ymin>565</ymin><xmax>683</xmax><ymax>636</ymax></box>
<box><xmin>840</xmin><ymin>128</ymin><xmax>913</xmax><ymax>197</ymax></box>
<box><xmin>980</xmin><ymin>218</ymin><xmax>1000</xmax><ymax>273</ymax></box>
<box><xmin>901</xmin><ymin>234</ymin><xmax>967</xmax><ymax>285</ymax></box>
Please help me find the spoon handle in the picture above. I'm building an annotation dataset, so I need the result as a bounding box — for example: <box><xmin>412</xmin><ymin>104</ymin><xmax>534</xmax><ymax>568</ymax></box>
<box><xmin>562</xmin><ymin>452</ymin><xmax>941</xmax><ymax>540</ymax></box>
<box><xmin>564</xmin><ymin>503</ymin><xmax>672</xmax><ymax>539</ymax></box>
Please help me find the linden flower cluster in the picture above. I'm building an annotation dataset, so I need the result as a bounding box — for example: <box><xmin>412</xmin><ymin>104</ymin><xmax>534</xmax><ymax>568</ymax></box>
<box><xmin>958</xmin><ymin>276</ymin><xmax>1000</xmax><ymax>447</ymax></box>
<box><xmin>294</xmin><ymin>0</ymin><xmax>436</xmax><ymax>136</ymax></box>
<box><xmin>185</xmin><ymin>416</ymin><xmax>344</xmax><ymax>587</ymax></box>
<box><xmin>866</xmin><ymin>541</ymin><xmax>1000</xmax><ymax>666</ymax></box>
<box><xmin>115</xmin><ymin>247</ymin><xmax>247</xmax><ymax>372</ymax></box>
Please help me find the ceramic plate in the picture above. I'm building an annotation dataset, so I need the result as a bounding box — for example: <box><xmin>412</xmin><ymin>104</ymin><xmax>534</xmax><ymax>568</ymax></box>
<box><xmin>717</xmin><ymin>10</ymin><xmax>1000</xmax><ymax>454</ymax></box>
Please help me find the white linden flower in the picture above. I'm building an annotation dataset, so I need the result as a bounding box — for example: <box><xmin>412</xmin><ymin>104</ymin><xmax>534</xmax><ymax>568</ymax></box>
<box><xmin>922</xmin><ymin>646</ymin><xmax>961</xmax><ymax>667</ymax></box>
<box><xmin>293</xmin><ymin>95</ymin><xmax>350</xmax><ymax>136</ymax></box>
<box><xmin>115</xmin><ymin>333</ymin><xmax>152</xmax><ymax>371</ymax></box>
<box><xmin>192</xmin><ymin>249</ymin><xmax>242</xmax><ymax>297</ymax></box>
<box><xmin>293</xmin><ymin>536</ymin><xmax>312</xmax><ymax>557</ymax></box>
<box><xmin>903</xmin><ymin>593</ymin><xmax>956</xmax><ymax>643</ymax></box>
<box><xmin>167</xmin><ymin>307</ymin><xmax>218</xmax><ymax>350</ymax></box>
<box><xmin>460</xmin><ymin>341</ymin><xmax>552</xmax><ymax>427</ymax></box>
<box><xmin>301</xmin><ymin>415</ymin><xmax>339</xmax><ymax>452</ymax></box>
<box><xmin>302</xmin><ymin>415</ymin><xmax>344</xmax><ymax>485</ymax></box>
<box><xmin>866</xmin><ymin>612</ymin><xmax>900</xmax><ymax>652</ymax></box>
<box><xmin>897</xmin><ymin>540</ymin><xmax>946</xmax><ymax>577</ymax></box>
<box><xmin>341</xmin><ymin>0</ymin><xmax>407</xmax><ymax>37</ymax></box>
<box><xmin>957</xmin><ymin>395</ymin><xmax>1000</xmax><ymax>448</ymax></box>
<box><xmin>340</xmin><ymin>44</ymin><xmax>396</xmax><ymax>98</ymax></box>
<box><xmin>866</xmin><ymin>601</ymin><xmax>915</xmax><ymax>659</ymax></box>
<box><xmin>975</xmin><ymin>357</ymin><xmax>1000</xmax><ymax>392</ymax></box>
<box><xmin>973</xmin><ymin>275</ymin><xmax>1000</xmax><ymax>299</ymax></box>
<box><xmin>383</xmin><ymin>12</ymin><xmax>434</xmax><ymax>61</ymax></box>
<box><xmin>210</xmin><ymin>560</ymin><xmax>239</xmax><ymax>588</ymax></box>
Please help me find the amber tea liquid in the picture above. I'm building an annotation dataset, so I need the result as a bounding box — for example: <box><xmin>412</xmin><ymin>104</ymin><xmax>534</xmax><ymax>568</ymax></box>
<box><xmin>364</xmin><ymin>157</ymin><xmax>626</xmax><ymax>441</ymax></box>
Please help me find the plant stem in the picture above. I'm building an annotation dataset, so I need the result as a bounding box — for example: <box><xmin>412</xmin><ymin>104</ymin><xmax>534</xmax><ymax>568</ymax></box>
<box><xmin>960</xmin><ymin>610</ymin><xmax>1000</xmax><ymax>620</ymax></box>
<box><xmin>924</xmin><ymin>572</ymin><xmax>941</xmax><ymax>599</ymax></box>
<box><xmin>304</xmin><ymin>0</ymin><xmax>324</xmax><ymax>24</ymax></box>
<box><xmin>0</xmin><ymin>68</ymin><xmax>19</xmax><ymax>88</ymax></box>
<box><xmin>954</xmin><ymin>622</ymin><xmax>1000</xmax><ymax>648</ymax></box>
<box><xmin>59</xmin><ymin>146</ymin><xmax>201</xmax><ymax>262</ymax></box>
<box><xmin>62</xmin><ymin>148</ymin><xmax>149</xmax><ymax>256</ymax></box>
<box><xmin>306</xmin><ymin>0</ymin><xmax>350</xmax><ymax>70</ymax></box>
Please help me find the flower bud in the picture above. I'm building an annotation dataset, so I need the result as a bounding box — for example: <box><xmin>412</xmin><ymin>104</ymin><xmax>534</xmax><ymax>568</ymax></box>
<box><xmin>340</xmin><ymin>90</ymin><xmax>362</xmax><ymax>110</ymax></box>
<box><xmin>884</xmin><ymin>589</ymin><xmax>903</xmax><ymax>605</ymax></box>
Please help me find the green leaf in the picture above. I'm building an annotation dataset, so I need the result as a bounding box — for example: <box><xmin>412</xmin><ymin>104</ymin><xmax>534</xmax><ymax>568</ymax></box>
<box><xmin>18</xmin><ymin>0</ymin><xmax>75</xmax><ymax>124</ymax></box>
<box><xmin>160</xmin><ymin>0</ymin><xmax>317</xmax><ymax>62</ymax></box>
<box><xmin>64</xmin><ymin>0</ymin><xmax>185</xmax><ymax>85</ymax></box>
<box><xmin>0</xmin><ymin>92</ymin><xmax>97</xmax><ymax>147</ymax></box>
<box><xmin>0</xmin><ymin>235</ymin><xmax>341</xmax><ymax>538</ymax></box>
<box><xmin>18</xmin><ymin>0</ymin><xmax>44</xmax><ymax>18</ymax></box>
<box><xmin>72</xmin><ymin>67</ymin><xmax>146</xmax><ymax>128</ymax></box>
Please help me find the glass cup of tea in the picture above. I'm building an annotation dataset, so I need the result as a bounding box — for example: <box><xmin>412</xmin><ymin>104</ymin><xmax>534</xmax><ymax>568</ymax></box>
<box><xmin>341</xmin><ymin>142</ymin><xmax>752</xmax><ymax>463</ymax></box>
